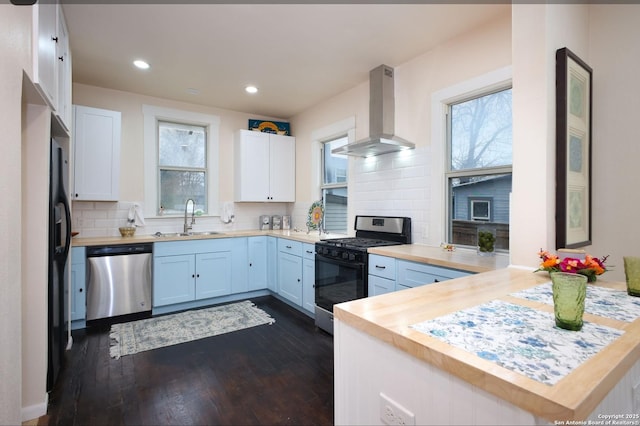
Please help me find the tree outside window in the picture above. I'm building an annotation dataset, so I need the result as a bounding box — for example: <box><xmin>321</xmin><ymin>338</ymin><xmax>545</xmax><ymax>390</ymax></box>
<box><xmin>158</xmin><ymin>121</ymin><xmax>207</xmax><ymax>215</ymax></box>
<box><xmin>446</xmin><ymin>88</ymin><xmax>512</xmax><ymax>250</ymax></box>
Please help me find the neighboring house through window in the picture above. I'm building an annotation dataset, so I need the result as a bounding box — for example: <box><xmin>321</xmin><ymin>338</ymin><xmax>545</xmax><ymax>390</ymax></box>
<box><xmin>321</xmin><ymin>136</ymin><xmax>348</xmax><ymax>234</ymax></box>
<box><xmin>437</xmin><ymin>69</ymin><xmax>512</xmax><ymax>250</ymax></box>
<box><xmin>143</xmin><ymin>105</ymin><xmax>220</xmax><ymax>217</ymax></box>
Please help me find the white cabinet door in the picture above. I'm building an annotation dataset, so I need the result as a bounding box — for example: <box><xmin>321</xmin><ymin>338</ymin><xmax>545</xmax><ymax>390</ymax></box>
<box><xmin>73</xmin><ymin>105</ymin><xmax>121</xmax><ymax>201</ymax></box>
<box><xmin>269</xmin><ymin>134</ymin><xmax>295</xmax><ymax>202</ymax></box>
<box><xmin>234</xmin><ymin>129</ymin><xmax>295</xmax><ymax>202</ymax></box>
<box><xmin>55</xmin><ymin>5</ymin><xmax>71</xmax><ymax>130</ymax></box>
<box><xmin>234</xmin><ymin>130</ymin><xmax>270</xmax><ymax>201</ymax></box>
<box><xmin>32</xmin><ymin>2</ymin><xmax>58</xmax><ymax>109</ymax></box>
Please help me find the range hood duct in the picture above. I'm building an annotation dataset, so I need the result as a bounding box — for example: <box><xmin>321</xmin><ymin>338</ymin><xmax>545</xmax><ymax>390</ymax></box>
<box><xmin>333</xmin><ymin>64</ymin><xmax>415</xmax><ymax>157</ymax></box>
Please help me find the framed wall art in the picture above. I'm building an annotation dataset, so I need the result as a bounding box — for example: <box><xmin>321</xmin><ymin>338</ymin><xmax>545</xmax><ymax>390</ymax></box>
<box><xmin>555</xmin><ymin>47</ymin><xmax>593</xmax><ymax>249</ymax></box>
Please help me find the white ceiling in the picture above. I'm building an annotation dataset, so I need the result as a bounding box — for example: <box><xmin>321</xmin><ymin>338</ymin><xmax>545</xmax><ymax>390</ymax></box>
<box><xmin>62</xmin><ymin>4</ymin><xmax>510</xmax><ymax>119</ymax></box>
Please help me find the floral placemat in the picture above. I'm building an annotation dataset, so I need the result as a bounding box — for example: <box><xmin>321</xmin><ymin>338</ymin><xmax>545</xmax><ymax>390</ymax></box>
<box><xmin>510</xmin><ymin>282</ymin><xmax>640</xmax><ymax>323</ymax></box>
<box><xmin>410</xmin><ymin>300</ymin><xmax>623</xmax><ymax>386</ymax></box>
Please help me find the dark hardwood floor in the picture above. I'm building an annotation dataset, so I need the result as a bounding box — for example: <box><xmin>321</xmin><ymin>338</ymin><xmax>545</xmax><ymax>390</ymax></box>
<box><xmin>42</xmin><ymin>296</ymin><xmax>334</xmax><ymax>426</ymax></box>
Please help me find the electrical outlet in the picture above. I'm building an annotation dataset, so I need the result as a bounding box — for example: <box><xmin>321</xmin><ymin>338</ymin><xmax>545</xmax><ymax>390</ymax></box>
<box><xmin>380</xmin><ymin>393</ymin><xmax>416</xmax><ymax>426</ymax></box>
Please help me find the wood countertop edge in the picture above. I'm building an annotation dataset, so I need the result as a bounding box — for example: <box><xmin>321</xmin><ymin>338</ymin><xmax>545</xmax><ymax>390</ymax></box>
<box><xmin>367</xmin><ymin>245</ymin><xmax>510</xmax><ymax>273</ymax></box>
<box><xmin>71</xmin><ymin>230</ymin><xmax>327</xmax><ymax>247</ymax></box>
<box><xmin>334</xmin><ymin>268</ymin><xmax>640</xmax><ymax>422</ymax></box>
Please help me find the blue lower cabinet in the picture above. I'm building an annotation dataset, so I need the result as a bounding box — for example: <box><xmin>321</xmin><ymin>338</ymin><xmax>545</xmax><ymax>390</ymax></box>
<box><xmin>278</xmin><ymin>252</ymin><xmax>303</xmax><ymax>306</ymax></box>
<box><xmin>247</xmin><ymin>236</ymin><xmax>267</xmax><ymax>291</ymax></box>
<box><xmin>70</xmin><ymin>247</ymin><xmax>86</xmax><ymax>329</ymax></box>
<box><xmin>154</xmin><ymin>254</ymin><xmax>196</xmax><ymax>307</ymax></box>
<box><xmin>195</xmin><ymin>251</ymin><xmax>232</xmax><ymax>299</ymax></box>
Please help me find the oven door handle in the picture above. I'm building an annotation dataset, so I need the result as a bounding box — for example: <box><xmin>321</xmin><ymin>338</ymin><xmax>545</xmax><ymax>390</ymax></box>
<box><xmin>315</xmin><ymin>253</ymin><xmax>364</xmax><ymax>268</ymax></box>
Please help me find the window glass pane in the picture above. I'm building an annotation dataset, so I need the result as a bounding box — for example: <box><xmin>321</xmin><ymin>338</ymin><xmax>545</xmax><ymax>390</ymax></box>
<box><xmin>450</xmin><ymin>88</ymin><xmax>512</xmax><ymax>171</ymax></box>
<box><xmin>160</xmin><ymin>170</ymin><xmax>206</xmax><ymax>214</ymax></box>
<box><xmin>449</xmin><ymin>173</ymin><xmax>510</xmax><ymax>250</ymax></box>
<box><xmin>322</xmin><ymin>187</ymin><xmax>348</xmax><ymax>234</ymax></box>
<box><xmin>159</xmin><ymin>121</ymin><xmax>206</xmax><ymax>168</ymax></box>
<box><xmin>323</xmin><ymin>137</ymin><xmax>348</xmax><ymax>184</ymax></box>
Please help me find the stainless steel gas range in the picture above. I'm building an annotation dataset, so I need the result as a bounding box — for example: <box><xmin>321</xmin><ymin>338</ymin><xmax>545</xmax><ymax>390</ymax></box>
<box><xmin>314</xmin><ymin>215</ymin><xmax>411</xmax><ymax>334</ymax></box>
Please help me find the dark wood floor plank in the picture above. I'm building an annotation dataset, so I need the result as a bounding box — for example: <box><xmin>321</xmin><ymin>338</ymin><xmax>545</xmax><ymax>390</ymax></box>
<box><xmin>43</xmin><ymin>296</ymin><xmax>334</xmax><ymax>426</ymax></box>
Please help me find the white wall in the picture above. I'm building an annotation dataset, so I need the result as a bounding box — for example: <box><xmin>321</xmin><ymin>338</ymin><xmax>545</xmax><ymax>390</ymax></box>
<box><xmin>511</xmin><ymin>3</ymin><xmax>640</xmax><ymax>281</ymax></box>
<box><xmin>510</xmin><ymin>4</ymin><xmax>590</xmax><ymax>267</ymax></box>
<box><xmin>290</xmin><ymin>11</ymin><xmax>512</xmax><ymax>245</ymax></box>
<box><xmin>588</xmin><ymin>5</ymin><xmax>640</xmax><ymax>281</ymax></box>
<box><xmin>0</xmin><ymin>4</ymin><xmax>34</xmax><ymax>424</ymax></box>
<box><xmin>71</xmin><ymin>84</ymin><xmax>297</xmax><ymax>235</ymax></box>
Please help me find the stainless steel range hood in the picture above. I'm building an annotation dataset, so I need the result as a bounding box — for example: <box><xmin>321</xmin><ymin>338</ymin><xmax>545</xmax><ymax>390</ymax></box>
<box><xmin>332</xmin><ymin>64</ymin><xmax>415</xmax><ymax>157</ymax></box>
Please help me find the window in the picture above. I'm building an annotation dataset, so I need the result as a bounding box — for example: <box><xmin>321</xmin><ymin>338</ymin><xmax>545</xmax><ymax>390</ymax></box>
<box><xmin>470</xmin><ymin>199</ymin><xmax>491</xmax><ymax>221</ymax></box>
<box><xmin>143</xmin><ymin>105</ymin><xmax>220</xmax><ymax>218</ymax></box>
<box><xmin>321</xmin><ymin>136</ymin><xmax>349</xmax><ymax>233</ymax></box>
<box><xmin>446</xmin><ymin>87</ymin><xmax>512</xmax><ymax>250</ymax></box>
<box><xmin>158</xmin><ymin>121</ymin><xmax>207</xmax><ymax>215</ymax></box>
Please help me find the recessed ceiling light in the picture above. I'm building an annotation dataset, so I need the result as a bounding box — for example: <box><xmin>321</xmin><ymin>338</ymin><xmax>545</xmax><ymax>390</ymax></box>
<box><xmin>133</xmin><ymin>60</ymin><xmax>150</xmax><ymax>70</ymax></box>
<box><xmin>245</xmin><ymin>85</ymin><xmax>258</xmax><ymax>94</ymax></box>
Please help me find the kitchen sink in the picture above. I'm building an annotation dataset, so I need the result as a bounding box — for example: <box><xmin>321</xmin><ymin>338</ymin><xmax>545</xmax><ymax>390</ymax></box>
<box><xmin>154</xmin><ymin>231</ymin><xmax>223</xmax><ymax>238</ymax></box>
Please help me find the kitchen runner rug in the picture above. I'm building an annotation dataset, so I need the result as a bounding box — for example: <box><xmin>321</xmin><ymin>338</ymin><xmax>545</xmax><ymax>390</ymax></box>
<box><xmin>109</xmin><ymin>300</ymin><xmax>275</xmax><ymax>359</ymax></box>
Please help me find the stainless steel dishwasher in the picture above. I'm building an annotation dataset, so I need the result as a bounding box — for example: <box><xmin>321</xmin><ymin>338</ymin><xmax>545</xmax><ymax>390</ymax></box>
<box><xmin>86</xmin><ymin>243</ymin><xmax>153</xmax><ymax>321</ymax></box>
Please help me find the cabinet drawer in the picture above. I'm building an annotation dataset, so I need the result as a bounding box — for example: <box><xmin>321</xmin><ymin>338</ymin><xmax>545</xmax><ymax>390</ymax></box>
<box><xmin>368</xmin><ymin>254</ymin><xmax>396</xmax><ymax>280</ymax></box>
<box><xmin>302</xmin><ymin>243</ymin><xmax>315</xmax><ymax>260</ymax></box>
<box><xmin>397</xmin><ymin>260</ymin><xmax>471</xmax><ymax>288</ymax></box>
<box><xmin>278</xmin><ymin>238</ymin><xmax>303</xmax><ymax>257</ymax></box>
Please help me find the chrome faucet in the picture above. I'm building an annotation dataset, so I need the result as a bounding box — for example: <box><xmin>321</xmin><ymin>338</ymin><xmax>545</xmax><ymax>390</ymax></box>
<box><xmin>184</xmin><ymin>198</ymin><xmax>195</xmax><ymax>234</ymax></box>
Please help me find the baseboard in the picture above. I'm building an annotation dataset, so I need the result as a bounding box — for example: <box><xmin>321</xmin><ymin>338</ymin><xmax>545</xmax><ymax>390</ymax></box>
<box><xmin>22</xmin><ymin>394</ymin><xmax>47</xmax><ymax>423</ymax></box>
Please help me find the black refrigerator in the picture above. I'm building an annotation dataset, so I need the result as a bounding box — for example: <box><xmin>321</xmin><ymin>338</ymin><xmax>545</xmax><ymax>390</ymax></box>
<box><xmin>47</xmin><ymin>137</ymin><xmax>72</xmax><ymax>392</ymax></box>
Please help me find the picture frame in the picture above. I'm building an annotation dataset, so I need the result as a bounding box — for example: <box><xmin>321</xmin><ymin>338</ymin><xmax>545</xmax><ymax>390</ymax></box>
<box><xmin>555</xmin><ymin>47</ymin><xmax>593</xmax><ymax>249</ymax></box>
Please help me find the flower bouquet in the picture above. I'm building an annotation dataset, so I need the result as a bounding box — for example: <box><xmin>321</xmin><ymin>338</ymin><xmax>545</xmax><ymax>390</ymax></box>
<box><xmin>535</xmin><ymin>249</ymin><xmax>609</xmax><ymax>282</ymax></box>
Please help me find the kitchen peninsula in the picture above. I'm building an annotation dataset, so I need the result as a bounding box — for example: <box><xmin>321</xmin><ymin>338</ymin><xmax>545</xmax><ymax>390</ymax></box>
<box><xmin>334</xmin><ymin>267</ymin><xmax>640</xmax><ymax>425</ymax></box>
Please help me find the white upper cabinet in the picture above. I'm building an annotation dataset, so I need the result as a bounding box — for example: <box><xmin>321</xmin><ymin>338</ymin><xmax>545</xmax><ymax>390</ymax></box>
<box><xmin>55</xmin><ymin>5</ymin><xmax>72</xmax><ymax>129</ymax></box>
<box><xmin>234</xmin><ymin>129</ymin><xmax>295</xmax><ymax>202</ymax></box>
<box><xmin>31</xmin><ymin>2</ymin><xmax>72</xmax><ymax>131</ymax></box>
<box><xmin>73</xmin><ymin>105</ymin><xmax>121</xmax><ymax>201</ymax></box>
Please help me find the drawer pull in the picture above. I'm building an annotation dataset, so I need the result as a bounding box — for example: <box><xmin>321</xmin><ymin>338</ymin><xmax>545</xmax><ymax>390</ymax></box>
<box><xmin>375</xmin><ymin>265</ymin><xmax>386</xmax><ymax>269</ymax></box>
<box><xmin>286</xmin><ymin>245</ymin><xmax>292</xmax><ymax>249</ymax></box>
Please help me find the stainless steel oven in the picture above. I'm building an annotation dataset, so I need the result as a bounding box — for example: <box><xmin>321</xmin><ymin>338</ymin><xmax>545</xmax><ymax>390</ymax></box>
<box><xmin>314</xmin><ymin>216</ymin><xmax>411</xmax><ymax>334</ymax></box>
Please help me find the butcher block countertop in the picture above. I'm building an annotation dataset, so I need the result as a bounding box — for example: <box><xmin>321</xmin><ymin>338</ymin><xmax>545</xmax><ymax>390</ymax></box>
<box><xmin>72</xmin><ymin>229</ymin><xmax>328</xmax><ymax>247</ymax></box>
<box><xmin>368</xmin><ymin>244</ymin><xmax>510</xmax><ymax>273</ymax></box>
<box><xmin>334</xmin><ymin>267</ymin><xmax>640</xmax><ymax>422</ymax></box>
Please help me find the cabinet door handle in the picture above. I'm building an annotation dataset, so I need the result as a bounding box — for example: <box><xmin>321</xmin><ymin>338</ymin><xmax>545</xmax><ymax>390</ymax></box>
<box><xmin>306</xmin><ymin>250</ymin><xmax>313</xmax><ymax>254</ymax></box>
<box><xmin>192</xmin><ymin>274</ymin><xmax>195</xmax><ymax>278</ymax></box>
<box><xmin>52</xmin><ymin>36</ymin><xmax>58</xmax><ymax>42</ymax></box>
<box><xmin>249</xmin><ymin>263</ymin><xmax>252</xmax><ymax>267</ymax></box>
<box><xmin>434</xmin><ymin>278</ymin><xmax>440</xmax><ymax>283</ymax></box>
<box><xmin>297</xmin><ymin>278</ymin><xmax>301</xmax><ymax>282</ymax></box>
<box><xmin>58</xmin><ymin>56</ymin><xmax>64</xmax><ymax>62</ymax></box>
<box><xmin>375</xmin><ymin>265</ymin><xmax>386</xmax><ymax>269</ymax></box>
<box><xmin>79</xmin><ymin>288</ymin><xmax>83</xmax><ymax>293</ymax></box>
<box><xmin>286</xmin><ymin>245</ymin><xmax>292</xmax><ymax>249</ymax></box>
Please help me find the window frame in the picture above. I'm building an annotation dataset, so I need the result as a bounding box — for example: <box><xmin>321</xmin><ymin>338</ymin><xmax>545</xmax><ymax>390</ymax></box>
<box><xmin>430</xmin><ymin>66</ymin><xmax>512</xmax><ymax>248</ymax></box>
<box><xmin>445</xmin><ymin>87</ymin><xmax>512</xmax><ymax>248</ymax></box>
<box><xmin>143</xmin><ymin>105</ymin><xmax>220</xmax><ymax>218</ymax></box>
<box><xmin>320</xmin><ymin>135</ymin><xmax>349</xmax><ymax>234</ymax></box>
